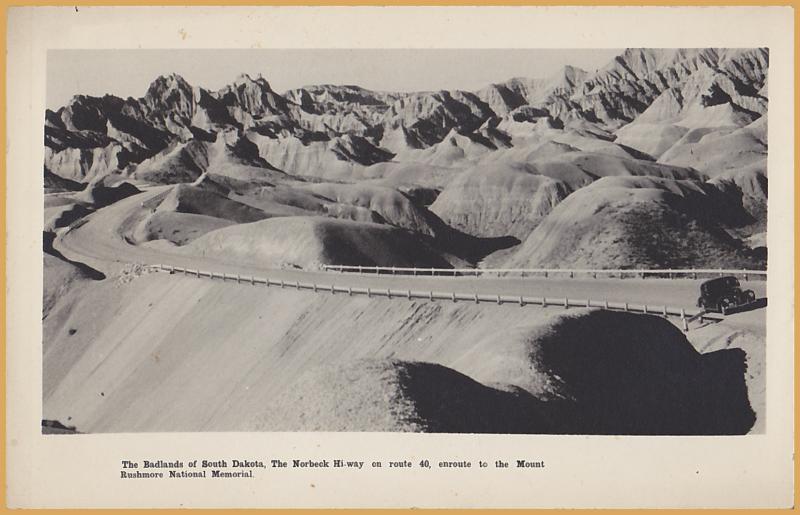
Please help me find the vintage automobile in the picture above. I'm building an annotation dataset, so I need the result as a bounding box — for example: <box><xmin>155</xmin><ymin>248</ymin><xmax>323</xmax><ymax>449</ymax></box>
<box><xmin>696</xmin><ymin>276</ymin><xmax>756</xmax><ymax>313</ymax></box>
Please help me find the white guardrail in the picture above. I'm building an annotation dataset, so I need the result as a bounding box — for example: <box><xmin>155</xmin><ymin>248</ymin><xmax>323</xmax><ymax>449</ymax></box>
<box><xmin>148</xmin><ymin>264</ymin><xmax>724</xmax><ymax>331</ymax></box>
<box><xmin>321</xmin><ymin>265</ymin><xmax>767</xmax><ymax>281</ymax></box>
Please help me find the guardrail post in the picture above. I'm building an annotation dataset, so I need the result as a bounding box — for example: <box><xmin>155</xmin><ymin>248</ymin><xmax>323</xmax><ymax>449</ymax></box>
<box><xmin>541</xmin><ymin>296</ymin><xmax>546</xmax><ymax>307</ymax></box>
<box><xmin>474</xmin><ymin>293</ymin><xmax>479</xmax><ymax>304</ymax></box>
<box><xmin>604</xmin><ymin>299</ymin><xmax>609</xmax><ymax>310</ymax></box>
<box><xmin>429</xmin><ymin>291</ymin><xmax>434</xmax><ymax>301</ymax></box>
<box><xmin>643</xmin><ymin>305</ymin><xmax>648</xmax><ymax>314</ymax></box>
<box><xmin>662</xmin><ymin>306</ymin><xmax>667</xmax><ymax>317</ymax></box>
<box><xmin>280</xmin><ymin>280</ymin><xmax>284</xmax><ymax>289</ymax></box>
<box><xmin>330</xmin><ymin>285</ymin><xmax>335</xmax><ymax>295</ymax></box>
<box><xmin>407</xmin><ymin>290</ymin><xmax>412</xmax><ymax>300</ymax></box>
<box><xmin>196</xmin><ymin>269</ymin><xmax>200</xmax><ymax>278</ymax></box>
<box><xmin>593</xmin><ymin>272</ymin><xmax>597</xmax><ymax>279</ymax></box>
<box><xmin>295</xmin><ymin>281</ymin><xmax>300</xmax><ymax>290</ymax></box>
<box><xmin>348</xmin><ymin>287</ymin><xmax>352</xmax><ymax>296</ymax></box>
<box><xmin>431</xmin><ymin>268</ymin><xmax>435</xmax><ymax>277</ymax></box>
<box><xmin>544</xmin><ymin>271</ymin><xmax>548</xmax><ymax>279</ymax></box>
<box><xmin>358</xmin><ymin>265</ymin><xmax>363</xmax><ymax>275</ymax></box>
<box><xmin>387</xmin><ymin>289</ymin><xmax>392</xmax><ymax>299</ymax></box>
<box><xmin>624</xmin><ymin>302</ymin><xmax>629</xmax><ymax>312</ymax></box>
<box><xmin>586</xmin><ymin>299</ymin><xmax>590</xmax><ymax>308</ymax></box>
<box><xmin>452</xmin><ymin>292</ymin><xmax>456</xmax><ymax>303</ymax></box>
<box><xmin>367</xmin><ymin>288</ymin><xmax>371</xmax><ymax>298</ymax></box>
<box><xmin>250</xmin><ymin>276</ymin><xmax>254</xmax><ymax>285</ymax></box>
<box><xmin>744</xmin><ymin>269</ymin><xmax>748</xmax><ymax>281</ymax></box>
<box><xmin>681</xmin><ymin>308</ymin><xmax>688</xmax><ymax>331</ymax></box>
<box><xmin>236</xmin><ymin>274</ymin><xmax>241</xmax><ymax>284</ymax></box>
<box><xmin>497</xmin><ymin>294</ymin><xmax>501</xmax><ymax>305</ymax></box>
<box><xmin>564</xmin><ymin>297</ymin><xmax>568</xmax><ymax>308</ymax></box>
<box><xmin>569</xmin><ymin>271</ymin><xmax>573</xmax><ymax>279</ymax></box>
<box><xmin>392</xmin><ymin>266</ymin><xmax>396</xmax><ymax>276</ymax></box>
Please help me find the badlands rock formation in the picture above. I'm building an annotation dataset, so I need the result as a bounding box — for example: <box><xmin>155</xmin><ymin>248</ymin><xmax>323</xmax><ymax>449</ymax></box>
<box><xmin>45</xmin><ymin>47</ymin><xmax>768</xmax><ymax>269</ymax></box>
<box><xmin>43</xmin><ymin>48</ymin><xmax>769</xmax><ymax>434</ymax></box>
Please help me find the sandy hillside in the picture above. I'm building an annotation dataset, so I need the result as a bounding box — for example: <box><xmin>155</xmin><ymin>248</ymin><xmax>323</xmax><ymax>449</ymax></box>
<box><xmin>133</xmin><ymin>212</ymin><xmax>235</xmax><ymax>246</ymax></box>
<box><xmin>430</xmin><ymin>147</ymin><xmax>703</xmax><ymax>240</ymax></box>
<box><xmin>43</xmin><ymin>272</ymin><xmax>757</xmax><ymax>434</ymax></box>
<box><xmin>295</xmin><ymin>182</ymin><xmax>438</xmax><ymax>236</ymax></box>
<box><xmin>249</xmin><ymin>358</ymin><xmax>558</xmax><ymax>433</ymax></box>
<box><xmin>657</xmin><ymin>117</ymin><xmax>767</xmax><ymax>176</ymax></box>
<box><xmin>155</xmin><ymin>183</ymin><xmax>269</xmax><ymax>223</ymax></box>
<box><xmin>430</xmin><ymin>163</ymin><xmax>572</xmax><ymax>239</ymax></box>
<box><xmin>503</xmin><ymin>176</ymin><xmax>763</xmax><ymax>269</ymax></box>
<box><xmin>121</xmin><ymin>183</ymin><xmax>270</xmax><ymax>246</ymax></box>
<box><xmin>180</xmin><ymin>216</ymin><xmax>452</xmax><ymax>269</ymax></box>
<box><xmin>42</xmin><ymin>253</ymin><xmax>101</xmax><ymax>319</ymax></box>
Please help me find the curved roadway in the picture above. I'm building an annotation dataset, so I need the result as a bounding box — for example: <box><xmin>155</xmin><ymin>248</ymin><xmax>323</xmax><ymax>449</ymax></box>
<box><xmin>53</xmin><ymin>187</ymin><xmax>767</xmax><ymax>329</ymax></box>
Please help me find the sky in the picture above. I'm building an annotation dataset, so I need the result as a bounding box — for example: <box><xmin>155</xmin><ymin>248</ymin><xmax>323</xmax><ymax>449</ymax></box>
<box><xmin>47</xmin><ymin>48</ymin><xmax>623</xmax><ymax>110</ymax></box>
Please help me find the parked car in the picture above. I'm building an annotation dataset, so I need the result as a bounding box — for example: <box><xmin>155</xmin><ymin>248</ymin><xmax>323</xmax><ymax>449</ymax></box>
<box><xmin>696</xmin><ymin>276</ymin><xmax>756</xmax><ymax>314</ymax></box>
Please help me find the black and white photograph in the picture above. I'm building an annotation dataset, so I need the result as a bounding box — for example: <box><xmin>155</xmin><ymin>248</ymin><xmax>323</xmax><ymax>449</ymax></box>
<box><xmin>43</xmin><ymin>46</ymin><xmax>769</xmax><ymax>435</ymax></box>
<box><xmin>7</xmin><ymin>5</ymin><xmax>794</xmax><ymax>509</ymax></box>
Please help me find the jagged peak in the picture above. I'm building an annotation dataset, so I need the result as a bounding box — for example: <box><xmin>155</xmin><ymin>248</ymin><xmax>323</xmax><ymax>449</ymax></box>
<box><xmin>232</xmin><ymin>73</ymin><xmax>273</xmax><ymax>91</ymax></box>
<box><xmin>300</xmin><ymin>84</ymin><xmax>371</xmax><ymax>93</ymax></box>
<box><xmin>65</xmin><ymin>93</ymin><xmax>123</xmax><ymax>107</ymax></box>
<box><xmin>148</xmin><ymin>73</ymin><xmax>191</xmax><ymax>90</ymax></box>
<box><xmin>144</xmin><ymin>73</ymin><xmax>195</xmax><ymax>106</ymax></box>
<box><xmin>555</xmin><ymin>64</ymin><xmax>588</xmax><ymax>86</ymax></box>
<box><xmin>600</xmin><ymin>48</ymin><xmax>723</xmax><ymax>81</ymax></box>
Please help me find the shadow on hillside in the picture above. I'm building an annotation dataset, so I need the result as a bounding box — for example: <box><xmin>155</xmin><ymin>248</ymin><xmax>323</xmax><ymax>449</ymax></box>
<box><xmin>43</xmin><ymin>231</ymin><xmax>106</xmax><ymax>281</ymax></box>
<box><xmin>411</xmin><ymin>310</ymin><xmax>757</xmax><ymax>435</ymax></box>
<box><xmin>422</xmin><ymin>213</ymin><xmax>520</xmax><ymax>264</ymax></box>
<box><xmin>265</xmin><ymin>311</ymin><xmax>756</xmax><ymax>435</ymax></box>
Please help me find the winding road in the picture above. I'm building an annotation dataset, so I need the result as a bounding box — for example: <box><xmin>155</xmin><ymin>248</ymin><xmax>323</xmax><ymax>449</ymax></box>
<box><xmin>53</xmin><ymin>187</ymin><xmax>768</xmax><ymax>331</ymax></box>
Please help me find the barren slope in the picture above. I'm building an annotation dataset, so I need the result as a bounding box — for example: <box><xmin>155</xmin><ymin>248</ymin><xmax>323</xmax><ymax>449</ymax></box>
<box><xmin>43</xmin><ymin>273</ymin><xmax>756</xmax><ymax>434</ymax></box>
<box><xmin>504</xmin><ymin>176</ymin><xmax>762</xmax><ymax>269</ymax></box>
<box><xmin>180</xmin><ymin>216</ymin><xmax>451</xmax><ymax>269</ymax></box>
